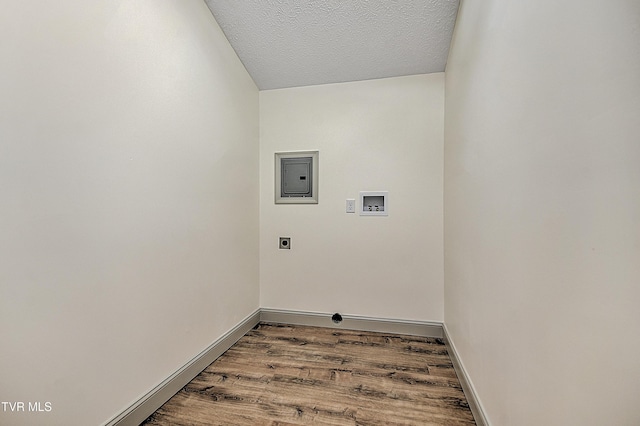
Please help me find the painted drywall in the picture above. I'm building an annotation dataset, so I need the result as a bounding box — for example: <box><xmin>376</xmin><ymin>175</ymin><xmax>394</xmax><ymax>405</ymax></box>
<box><xmin>260</xmin><ymin>74</ymin><xmax>444</xmax><ymax>322</ymax></box>
<box><xmin>0</xmin><ymin>2</ymin><xmax>259</xmax><ymax>425</ymax></box>
<box><xmin>444</xmin><ymin>0</ymin><xmax>640</xmax><ymax>425</ymax></box>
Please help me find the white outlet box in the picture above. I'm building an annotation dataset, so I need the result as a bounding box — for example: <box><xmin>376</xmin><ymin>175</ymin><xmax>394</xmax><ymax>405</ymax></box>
<box><xmin>346</xmin><ymin>199</ymin><xmax>356</xmax><ymax>213</ymax></box>
<box><xmin>359</xmin><ymin>191</ymin><xmax>388</xmax><ymax>216</ymax></box>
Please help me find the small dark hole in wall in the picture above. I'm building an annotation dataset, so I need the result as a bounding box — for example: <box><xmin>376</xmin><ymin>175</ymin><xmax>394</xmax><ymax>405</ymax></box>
<box><xmin>332</xmin><ymin>313</ymin><xmax>343</xmax><ymax>324</ymax></box>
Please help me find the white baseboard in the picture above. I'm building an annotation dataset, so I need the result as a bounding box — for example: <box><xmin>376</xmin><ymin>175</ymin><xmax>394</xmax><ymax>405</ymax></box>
<box><xmin>443</xmin><ymin>323</ymin><xmax>490</xmax><ymax>426</ymax></box>
<box><xmin>103</xmin><ymin>309</ymin><xmax>261</xmax><ymax>426</ymax></box>
<box><xmin>260</xmin><ymin>308</ymin><xmax>444</xmax><ymax>338</ymax></box>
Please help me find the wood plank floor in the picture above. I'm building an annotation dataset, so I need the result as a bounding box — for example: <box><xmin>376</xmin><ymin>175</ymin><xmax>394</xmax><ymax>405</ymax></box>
<box><xmin>142</xmin><ymin>323</ymin><xmax>475</xmax><ymax>425</ymax></box>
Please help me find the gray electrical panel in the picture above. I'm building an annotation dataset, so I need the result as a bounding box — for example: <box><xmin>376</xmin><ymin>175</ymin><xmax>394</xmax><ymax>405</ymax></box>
<box><xmin>281</xmin><ymin>157</ymin><xmax>312</xmax><ymax>197</ymax></box>
<box><xmin>274</xmin><ymin>151</ymin><xmax>319</xmax><ymax>204</ymax></box>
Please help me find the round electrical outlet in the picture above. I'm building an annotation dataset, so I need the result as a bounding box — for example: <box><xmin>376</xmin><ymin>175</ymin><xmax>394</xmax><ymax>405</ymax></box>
<box><xmin>279</xmin><ymin>237</ymin><xmax>291</xmax><ymax>249</ymax></box>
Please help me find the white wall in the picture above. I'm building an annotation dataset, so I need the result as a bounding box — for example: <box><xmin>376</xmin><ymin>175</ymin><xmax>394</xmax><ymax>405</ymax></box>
<box><xmin>444</xmin><ymin>1</ymin><xmax>640</xmax><ymax>425</ymax></box>
<box><xmin>260</xmin><ymin>74</ymin><xmax>444</xmax><ymax>322</ymax></box>
<box><xmin>0</xmin><ymin>2</ymin><xmax>259</xmax><ymax>425</ymax></box>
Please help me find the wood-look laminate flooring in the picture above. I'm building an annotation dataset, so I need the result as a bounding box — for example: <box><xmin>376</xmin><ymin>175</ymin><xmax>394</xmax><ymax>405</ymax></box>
<box><xmin>142</xmin><ymin>323</ymin><xmax>475</xmax><ymax>425</ymax></box>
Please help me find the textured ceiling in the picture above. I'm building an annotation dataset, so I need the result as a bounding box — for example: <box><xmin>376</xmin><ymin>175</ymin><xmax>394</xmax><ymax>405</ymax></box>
<box><xmin>204</xmin><ymin>0</ymin><xmax>459</xmax><ymax>90</ymax></box>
